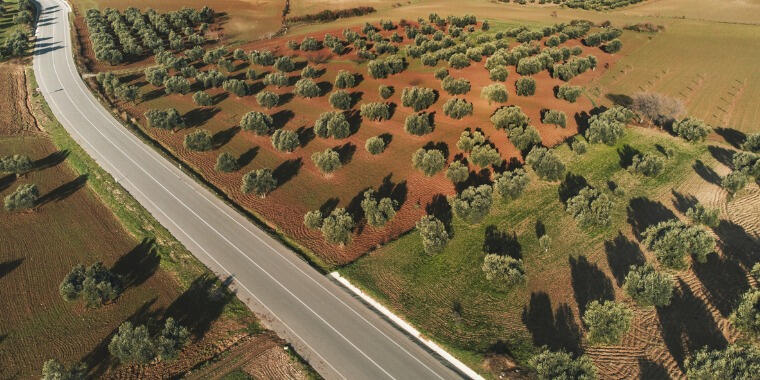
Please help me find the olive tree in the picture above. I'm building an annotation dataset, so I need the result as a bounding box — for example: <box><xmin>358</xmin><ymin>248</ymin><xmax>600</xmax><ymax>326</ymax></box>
<box><xmin>451</xmin><ymin>184</ymin><xmax>493</xmax><ymax>224</ymax></box>
<box><xmin>401</xmin><ymin>87</ymin><xmax>436</xmax><ymax>111</ymax></box>
<box><xmin>184</xmin><ymin>129</ymin><xmax>213</xmax><ymax>151</ymax></box>
<box><xmin>59</xmin><ymin>262</ymin><xmax>121</xmax><ymax>308</ymax></box>
<box><xmin>304</xmin><ymin>210</ymin><xmax>323</xmax><ymax>229</ymax></box>
<box><xmin>240</xmin><ymin>111</ymin><xmax>273</xmax><ymax>136</ymax></box>
<box><xmin>144</xmin><ymin>108</ymin><xmax>184</xmax><ymax>130</ymax></box>
<box><xmin>673</xmin><ymin>117</ymin><xmax>711</xmax><ymax>142</ymax></box>
<box><xmin>416</xmin><ymin>215</ymin><xmax>449</xmax><ymax>254</ymax></box>
<box><xmin>493</xmin><ymin>168</ymin><xmax>529</xmax><ymax>200</ymax></box>
<box><xmin>412</xmin><ymin>148</ymin><xmax>445</xmax><ymax>176</ymax></box>
<box><xmin>685</xmin><ymin>344</ymin><xmax>760</xmax><ymax>380</ymax></box>
<box><xmin>481</xmin><ymin>83</ymin><xmax>508</xmax><ymax>104</ymax></box>
<box><xmin>741</xmin><ymin>133</ymin><xmax>760</xmax><ymax>153</ymax></box>
<box><xmin>365</xmin><ymin>136</ymin><xmax>386</xmax><ymax>154</ymax></box>
<box><xmin>529</xmin><ymin>349</ymin><xmax>596</xmax><ymax>380</ymax></box>
<box><xmin>256</xmin><ymin>91</ymin><xmax>279</xmax><ymax>109</ymax></box>
<box><xmin>192</xmin><ymin>90</ymin><xmax>212</xmax><ymax>106</ymax></box>
<box><xmin>585</xmin><ymin>106</ymin><xmax>634</xmax><ymax>145</ymax></box>
<box><xmin>215</xmin><ymin>152</ymin><xmax>239</xmax><ymax>172</ymax></box>
<box><xmin>731</xmin><ymin>288</ymin><xmax>760</xmax><ymax>337</ymax></box>
<box><xmin>628</xmin><ymin>153</ymin><xmax>665</xmax><ymax>177</ymax></box>
<box><xmin>328</xmin><ymin>90</ymin><xmax>352</xmax><ymax>110</ymax></box>
<box><xmin>274</xmin><ymin>56</ymin><xmax>295</xmax><ymax>72</ymax></box>
<box><xmin>446</xmin><ymin>161</ymin><xmax>469</xmax><ymax>183</ymax></box>
<box><xmin>442</xmin><ymin>98</ymin><xmax>473</xmax><ymax>120</ymax></box>
<box><xmin>469</xmin><ymin>144</ymin><xmax>502</xmax><ymax>168</ymax></box>
<box><xmin>404</xmin><ymin>113</ymin><xmax>433</xmax><ymax>136</ymax></box>
<box><xmin>222</xmin><ymin>79</ymin><xmax>248</xmax><ymax>97</ymax></box>
<box><xmin>526</xmin><ymin>146</ymin><xmax>565</xmax><ymax>181</ymax></box>
<box><xmin>145</xmin><ymin>66</ymin><xmax>168</xmax><ymax>86</ymax></box>
<box><xmin>482</xmin><ymin>254</ymin><xmax>525</xmax><ymax>286</ymax></box>
<box><xmin>542</xmin><ymin>109</ymin><xmax>567</xmax><ymax>128</ymax></box>
<box><xmin>623</xmin><ymin>264</ymin><xmax>674</xmax><ymax>307</ymax></box>
<box><xmin>41</xmin><ymin>359</ymin><xmax>86</xmax><ymax>380</ymax></box>
<box><xmin>4</xmin><ymin>183</ymin><xmax>38</xmax><ymax>211</ymax></box>
<box><xmin>241</xmin><ymin>168</ymin><xmax>276</xmax><ymax>197</ymax></box>
<box><xmin>107</xmin><ymin>322</ymin><xmax>154</xmax><ymax>364</ymax></box>
<box><xmin>271</xmin><ymin>129</ymin><xmax>300</xmax><ymax>152</ymax></box>
<box><xmin>379</xmin><ymin>85</ymin><xmax>394</xmax><ymax>99</ymax></box>
<box><xmin>164</xmin><ymin>75</ymin><xmax>191</xmax><ymax>95</ymax></box>
<box><xmin>263</xmin><ymin>72</ymin><xmax>289</xmax><ymax>87</ymax></box>
<box><xmin>515</xmin><ymin>77</ymin><xmax>536</xmax><ymax>96</ymax></box>
<box><xmin>320</xmin><ymin>208</ymin><xmax>355</xmax><ymax>245</ymax></box>
<box><xmin>489</xmin><ymin>66</ymin><xmax>508</xmax><ymax>82</ymax></box>
<box><xmin>294</xmin><ymin>78</ymin><xmax>321</xmax><ymax>98</ymax></box>
<box><xmin>0</xmin><ymin>154</ymin><xmax>32</xmax><ymax>175</ymax></box>
<box><xmin>556</xmin><ymin>85</ymin><xmax>583</xmax><ymax>103</ymax></box>
<box><xmin>686</xmin><ymin>204</ymin><xmax>720</xmax><ymax>227</ymax></box>
<box><xmin>441</xmin><ymin>76</ymin><xmax>471</xmax><ymax>95</ymax></box>
<box><xmin>582</xmin><ymin>300</ymin><xmax>633</xmax><ymax>345</ymax></box>
<box><xmin>566</xmin><ymin>186</ymin><xmax>613</xmax><ymax>227</ymax></box>
<box><xmin>722</xmin><ymin>171</ymin><xmax>749</xmax><ymax>195</ymax></box>
<box><xmin>361</xmin><ymin>189</ymin><xmax>397</xmax><ymax>227</ymax></box>
<box><xmin>334</xmin><ymin>70</ymin><xmax>356</xmax><ymax>89</ymax></box>
<box><xmin>457</xmin><ymin>130</ymin><xmax>486</xmax><ymax>152</ymax></box>
<box><xmin>642</xmin><ymin>219</ymin><xmax>716</xmax><ymax>269</ymax></box>
<box><xmin>311</xmin><ymin>148</ymin><xmax>342</xmax><ymax>174</ymax></box>
<box><xmin>360</xmin><ymin>102</ymin><xmax>391</xmax><ymax>121</ymax></box>
<box><xmin>301</xmin><ymin>65</ymin><xmax>321</xmax><ymax>78</ymax></box>
<box><xmin>314</xmin><ymin>111</ymin><xmax>351</xmax><ymax>139</ymax></box>
<box><xmin>448</xmin><ymin>53</ymin><xmax>470</xmax><ymax>69</ymax></box>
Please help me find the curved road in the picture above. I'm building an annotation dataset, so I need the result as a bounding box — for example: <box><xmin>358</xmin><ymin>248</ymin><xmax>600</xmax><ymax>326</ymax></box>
<box><xmin>32</xmin><ymin>0</ymin><xmax>466</xmax><ymax>378</ymax></box>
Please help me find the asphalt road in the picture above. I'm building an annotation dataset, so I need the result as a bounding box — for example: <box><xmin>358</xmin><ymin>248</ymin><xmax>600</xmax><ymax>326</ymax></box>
<box><xmin>31</xmin><ymin>0</ymin><xmax>466</xmax><ymax>378</ymax></box>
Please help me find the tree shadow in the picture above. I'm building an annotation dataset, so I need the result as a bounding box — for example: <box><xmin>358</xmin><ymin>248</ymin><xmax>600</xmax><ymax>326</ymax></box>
<box><xmin>184</xmin><ymin>107</ymin><xmax>220</xmax><ymax>127</ymax></box>
<box><xmin>569</xmin><ymin>255</ymin><xmax>614</xmax><ymax>316</ymax></box>
<box><xmin>483</xmin><ymin>225</ymin><xmax>521</xmax><ymax>259</ymax></box>
<box><xmin>692</xmin><ymin>160</ymin><xmax>721</xmax><ymax>186</ymax></box>
<box><xmin>456</xmin><ymin>168</ymin><xmax>492</xmax><ymax>193</ymax></box>
<box><xmin>317</xmin><ymin>81</ymin><xmax>333</xmax><ymax>95</ymax></box>
<box><xmin>605</xmin><ymin>93</ymin><xmax>633</xmax><ymax>108</ymax></box>
<box><xmin>345</xmin><ymin>109</ymin><xmax>362</xmax><ymax>135</ymax></box>
<box><xmin>558</xmin><ymin>172</ymin><xmax>589</xmax><ymax>204</ymax></box>
<box><xmin>350</xmin><ymin>91</ymin><xmax>364</xmax><ymax>108</ymax></box>
<box><xmin>37</xmin><ymin>174</ymin><xmax>88</xmax><ymax>206</ymax></box>
<box><xmin>0</xmin><ymin>174</ymin><xmax>15</xmax><ymax>192</ymax></box>
<box><xmin>670</xmin><ymin>190</ymin><xmax>698</xmax><ymax>213</ymax></box>
<box><xmin>604</xmin><ymin>232</ymin><xmax>646</xmax><ymax>286</ymax></box>
<box><xmin>335</xmin><ymin>142</ymin><xmax>356</xmax><ymax>164</ymax></box>
<box><xmin>638</xmin><ymin>358</ymin><xmax>670</xmax><ymax>380</ymax></box>
<box><xmin>272</xmin><ymin>158</ymin><xmax>302</xmax><ymax>186</ymax></box>
<box><xmin>141</xmin><ymin>88</ymin><xmax>165</xmax><ymax>102</ymax></box>
<box><xmin>657</xmin><ymin>279</ymin><xmax>727</xmax><ymax>370</ymax></box>
<box><xmin>379</xmin><ymin>133</ymin><xmax>393</xmax><ymax>147</ymax></box>
<box><xmin>165</xmin><ymin>274</ymin><xmax>235</xmax><ymax>339</ymax></box>
<box><xmin>272</xmin><ymin>109</ymin><xmax>295</xmax><ymax>129</ymax></box>
<box><xmin>237</xmin><ymin>147</ymin><xmax>259</xmax><ymax>168</ymax></box>
<box><xmin>212</xmin><ymin>92</ymin><xmax>229</xmax><ymax>105</ymax></box>
<box><xmin>212</xmin><ymin>126</ymin><xmax>239</xmax><ymax>148</ymax></box>
<box><xmin>714</xmin><ymin>127</ymin><xmax>746</xmax><ymax>149</ymax></box>
<box><xmin>712</xmin><ymin>220</ymin><xmax>759</xmax><ymax>268</ymax></box>
<box><xmin>377</xmin><ymin>174</ymin><xmax>407</xmax><ymax>207</ymax></box>
<box><xmin>248</xmin><ymin>81</ymin><xmax>265</xmax><ymax>95</ymax></box>
<box><xmin>34</xmin><ymin>150</ymin><xmax>69</xmax><ymax>170</ymax></box>
<box><xmin>707</xmin><ymin>145</ymin><xmax>735</xmax><ymax>168</ymax></box>
<box><xmin>521</xmin><ymin>292</ymin><xmax>582</xmax><ymax>354</ymax></box>
<box><xmin>0</xmin><ymin>258</ymin><xmax>23</xmax><ymax>280</ymax></box>
<box><xmin>423</xmin><ymin>141</ymin><xmax>449</xmax><ymax>160</ymax></box>
<box><xmin>296</xmin><ymin>126</ymin><xmax>315</xmax><ymax>148</ymax></box>
<box><xmin>426</xmin><ymin>193</ymin><xmax>453</xmax><ymax>234</ymax></box>
<box><xmin>319</xmin><ymin>198</ymin><xmax>340</xmax><ymax>215</ymax></box>
<box><xmin>278</xmin><ymin>92</ymin><xmax>294</xmax><ymax>107</ymax></box>
<box><xmin>110</xmin><ymin>238</ymin><xmax>160</xmax><ymax>289</ymax></box>
<box><xmin>626</xmin><ymin>197</ymin><xmax>676</xmax><ymax>241</ymax></box>
<box><xmin>535</xmin><ymin>220</ymin><xmax>546</xmax><ymax>238</ymax></box>
<box><xmin>618</xmin><ymin>144</ymin><xmax>641</xmax><ymax>168</ymax></box>
<box><xmin>346</xmin><ymin>187</ymin><xmax>371</xmax><ymax>224</ymax></box>
<box><xmin>692</xmin><ymin>254</ymin><xmax>749</xmax><ymax>317</ymax></box>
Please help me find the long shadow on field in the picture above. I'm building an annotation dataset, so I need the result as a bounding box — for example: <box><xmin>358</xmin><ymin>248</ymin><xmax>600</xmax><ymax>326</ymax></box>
<box><xmin>0</xmin><ymin>258</ymin><xmax>23</xmax><ymax>280</ymax></box>
<box><xmin>346</xmin><ymin>188</ymin><xmax>371</xmax><ymax>228</ymax></box>
<box><xmin>638</xmin><ymin>358</ymin><xmax>670</xmax><ymax>380</ymax></box>
<box><xmin>272</xmin><ymin>109</ymin><xmax>295</xmax><ymax>128</ymax></box>
<box><xmin>142</xmin><ymin>88</ymin><xmax>165</xmax><ymax>102</ymax></box>
<box><xmin>604</xmin><ymin>232</ymin><xmax>645</xmax><ymax>286</ymax></box>
<box><xmin>714</xmin><ymin>127</ymin><xmax>746</xmax><ymax>149</ymax></box>
<box><xmin>657</xmin><ymin>279</ymin><xmax>727</xmax><ymax>370</ymax></box>
<box><xmin>670</xmin><ymin>190</ymin><xmax>698</xmax><ymax>214</ymax></box>
<box><xmin>297</xmin><ymin>126</ymin><xmax>315</xmax><ymax>148</ymax></box>
<box><xmin>335</xmin><ymin>142</ymin><xmax>356</xmax><ymax>164</ymax></box>
<box><xmin>273</xmin><ymin>158</ymin><xmax>302</xmax><ymax>186</ymax></box>
<box><xmin>522</xmin><ymin>292</ymin><xmax>581</xmax><ymax>354</ymax></box>
<box><xmin>712</xmin><ymin>220</ymin><xmax>759</xmax><ymax>268</ymax></box>
<box><xmin>37</xmin><ymin>174</ymin><xmax>88</xmax><ymax>206</ymax></box>
<box><xmin>212</xmin><ymin>126</ymin><xmax>239</xmax><ymax>148</ymax></box>
<box><xmin>558</xmin><ymin>172</ymin><xmax>589</xmax><ymax>204</ymax></box>
<box><xmin>111</xmin><ymin>238</ymin><xmax>160</xmax><ymax>290</ymax></box>
<box><xmin>618</xmin><ymin>144</ymin><xmax>641</xmax><ymax>169</ymax></box>
<box><xmin>377</xmin><ymin>174</ymin><xmax>407</xmax><ymax>207</ymax></box>
<box><xmin>693</xmin><ymin>253</ymin><xmax>748</xmax><ymax>317</ymax></box>
<box><xmin>707</xmin><ymin>145</ymin><xmax>736</xmax><ymax>168</ymax></box>
<box><xmin>569</xmin><ymin>255</ymin><xmax>614</xmax><ymax>317</ymax></box>
<box><xmin>483</xmin><ymin>225</ymin><xmax>521</xmax><ymax>259</ymax></box>
<box><xmin>185</xmin><ymin>107</ymin><xmax>221</xmax><ymax>127</ymax></box>
<box><xmin>456</xmin><ymin>168</ymin><xmax>492</xmax><ymax>193</ymax></box>
<box><xmin>605</xmin><ymin>93</ymin><xmax>633</xmax><ymax>107</ymax></box>
<box><xmin>626</xmin><ymin>197</ymin><xmax>676</xmax><ymax>241</ymax></box>
<box><xmin>237</xmin><ymin>147</ymin><xmax>259</xmax><ymax>168</ymax></box>
<box><xmin>165</xmin><ymin>274</ymin><xmax>234</xmax><ymax>338</ymax></box>
<box><xmin>0</xmin><ymin>174</ymin><xmax>15</xmax><ymax>192</ymax></box>
<box><xmin>423</xmin><ymin>141</ymin><xmax>449</xmax><ymax>160</ymax></box>
<box><xmin>425</xmin><ymin>194</ymin><xmax>453</xmax><ymax>235</ymax></box>
<box><xmin>692</xmin><ymin>160</ymin><xmax>722</xmax><ymax>186</ymax></box>
<box><xmin>34</xmin><ymin>150</ymin><xmax>69</xmax><ymax>170</ymax></box>
<box><xmin>319</xmin><ymin>198</ymin><xmax>340</xmax><ymax>216</ymax></box>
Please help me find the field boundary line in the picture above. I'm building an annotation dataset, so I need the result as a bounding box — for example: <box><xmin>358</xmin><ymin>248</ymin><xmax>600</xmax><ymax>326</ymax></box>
<box><xmin>329</xmin><ymin>272</ymin><xmax>484</xmax><ymax>380</ymax></box>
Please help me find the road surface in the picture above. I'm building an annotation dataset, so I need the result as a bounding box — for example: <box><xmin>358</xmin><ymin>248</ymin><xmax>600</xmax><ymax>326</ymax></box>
<box><xmin>31</xmin><ymin>0</ymin><xmax>467</xmax><ymax>378</ymax></box>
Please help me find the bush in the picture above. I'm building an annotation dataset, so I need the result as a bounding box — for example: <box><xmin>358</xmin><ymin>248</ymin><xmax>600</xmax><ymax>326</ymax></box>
<box><xmin>493</xmin><ymin>168</ymin><xmax>529</xmax><ymax>200</ymax></box>
<box><xmin>263</xmin><ymin>72</ymin><xmax>289</xmax><ymax>87</ymax></box>
<box><xmin>602</xmin><ymin>39</ymin><xmax>622</xmax><ymax>53</ymax></box>
<box><xmin>401</xmin><ymin>87</ymin><xmax>436</xmax><ymax>111</ymax></box>
<box><xmin>673</xmin><ymin>117</ymin><xmax>711</xmax><ymax>142</ymax></box>
<box><xmin>416</xmin><ymin>215</ymin><xmax>449</xmax><ymax>254</ymax></box>
<box><xmin>301</xmin><ymin>65</ymin><xmax>321</xmax><ymax>78</ymax></box>
<box><xmin>451</xmin><ymin>185</ymin><xmax>493</xmax><ymax>224</ymax></box>
<box><xmin>0</xmin><ymin>154</ymin><xmax>32</xmax><ymax>174</ymax></box>
<box><xmin>145</xmin><ymin>108</ymin><xmax>184</xmax><ymax>130</ymax></box>
<box><xmin>314</xmin><ymin>111</ymin><xmax>351</xmax><ymax>139</ymax></box>
<box><xmin>360</xmin><ymin>102</ymin><xmax>390</xmax><ymax>121</ymax></box>
<box><xmin>256</xmin><ymin>91</ymin><xmax>279</xmax><ymax>109</ymax></box>
<box><xmin>192</xmin><ymin>90</ymin><xmax>213</xmax><ymax>106</ymax></box>
<box><xmin>222</xmin><ymin>79</ymin><xmax>248</xmax><ymax>97</ymax></box>
<box><xmin>334</xmin><ymin>70</ymin><xmax>356</xmax><ymax>89</ymax></box>
<box><xmin>529</xmin><ymin>349</ymin><xmax>596</xmax><ymax>380</ymax></box>
<box><xmin>566</xmin><ymin>186</ymin><xmax>613</xmax><ymax>227</ymax></box>
<box><xmin>412</xmin><ymin>148</ymin><xmax>445</xmax><ymax>176</ymax></box>
<box><xmin>446</xmin><ymin>161</ymin><xmax>469</xmax><ymax>183</ymax></box>
<box><xmin>379</xmin><ymin>85</ymin><xmax>394</xmax><ymax>99</ymax></box>
<box><xmin>623</xmin><ymin>264</ymin><xmax>674</xmax><ymax>307</ymax></box>
<box><xmin>642</xmin><ymin>219</ymin><xmax>715</xmax><ymax>268</ymax></box>
<box><xmin>184</xmin><ymin>129</ymin><xmax>213</xmax><ymax>151</ymax></box>
<box><xmin>404</xmin><ymin>113</ymin><xmax>433</xmax><ymax>136</ymax></box>
<box><xmin>482</xmin><ymin>254</ymin><xmax>525</xmax><ymax>286</ymax></box>
<box><xmin>59</xmin><ymin>262</ymin><xmax>121</xmax><ymax>307</ymax></box>
<box><xmin>542</xmin><ymin>109</ymin><xmax>566</xmax><ymax>127</ymax></box>
<box><xmin>274</xmin><ymin>56</ymin><xmax>295</xmax><ymax>72</ymax></box>
<box><xmin>585</xmin><ymin>106</ymin><xmax>633</xmax><ymax>145</ymax></box>
<box><xmin>515</xmin><ymin>77</ymin><xmax>536</xmax><ymax>96</ymax></box>
<box><xmin>441</xmin><ymin>76</ymin><xmax>471</xmax><ymax>95</ymax></box>
<box><xmin>442</xmin><ymin>98</ymin><xmax>473</xmax><ymax>120</ymax></box>
<box><xmin>685</xmin><ymin>344</ymin><xmax>760</xmax><ymax>379</ymax></box>
<box><xmin>240</xmin><ymin>111</ymin><xmax>273</xmax><ymax>135</ymax></box>
<box><xmin>434</xmin><ymin>67</ymin><xmax>449</xmax><ymax>80</ymax></box>
<box><xmin>448</xmin><ymin>53</ymin><xmax>470</xmax><ymax>69</ymax></box>
<box><xmin>215</xmin><ymin>152</ymin><xmax>238</xmax><ymax>172</ymax></box>
<box><xmin>294</xmin><ymin>78</ymin><xmax>321</xmax><ymax>98</ymax></box>
<box><xmin>311</xmin><ymin>148</ymin><xmax>342</xmax><ymax>174</ymax></box>
<box><xmin>241</xmin><ymin>168</ymin><xmax>277</xmax><ymax>197</ymax></box>
<box><xmin>300</xmin><ymin>36</ymin><xmax>321</xmax><ymax>51</ymax></box>
<box><xmin>365</xmin><ymin>136</ymin><xmax>386</xmax><ymax>154</ymax></box>
<box><xmin>271</xmin><ymin>129</ymin><xmax>300</xmax><ymax>152</ymax></box>
<box><xmin>526</xmin><ymin>146</ymin><xmax>565</xmax><ymax>181</ymax></box>
<box><xmin>329</xmin><ymin>90</ymin><xmax>353</xmax><ymax>110</ymax></box>
<box><xmin>686</xmin><ymin>204</ymin><xmax>720</xmax><ymax>227</ymax></box>
<box><xmin>320</xmin><ymin>208</ymin><xmax>355</xmax><ymax>245</ymax></box>
<box><xmin>583</xmin><ymin>300</ymin><xmax>633</xmax><ymax>345</ymax></box>
<box><xmin>481</xmin><ymin>83</ymin><xmax>508</xmax><ymax>104</ymax></box>
<box><xmin>489</xmin><ymin>66</ymin><xmax>508</xmax><ymax>82</ymax></box>
<box><xmin>163</xmin><ymin>76</ymin><xmax>191</xmax><ymax>95</ymax></box>
<box><xmin>470</xmin><ymin>144</ymin><xmax>502</xmax><ymax>168</ymax></box>
<box><xmin>361</xmin><ymin>189</ymin><xmax>397</xmax><ymax>227</ymax></box>
<box><xmin>556</xmin><ymin>85</ymin><xmax>583</xmax><ymax>102</ymax></box>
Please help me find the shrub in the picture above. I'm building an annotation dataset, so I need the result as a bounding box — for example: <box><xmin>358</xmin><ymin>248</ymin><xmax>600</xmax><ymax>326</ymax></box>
<box><xmin>493</xmin><ymin>168</ymin><xmax>529</xmax><ymax>200</ymax></box>
<box><xmin>256</xmin><ymin>91</ymin><xmax>279</xmax><ymax>109</ymax></box>
<box><xmin>685</xmin><ymin>344</ymin><xmax>760</xmax><ymax>380</ymax></box>
<box><xmin>145</xmin><ymin>108</ymin><xmax>184</xmax><ymax>130</ymax></box>
<box><xmin>145</xmin><ymin>66</ymin><xmax>168</xmax><ymax>86</ymax></box>
<box><xmin>566</xmin><ymin>186</ymin><xmax>613</xmax><ymax>227</ymax></box>
<box><xmin>41</xmin><ymin>359</ymin><xmax>86</xmax><ymax>380</ymax></box>
<box><xmin>163</xmin><ymin>76</ymin><xmax>190</xmax><ymax>95</ymax></box>
<box><xmin>0</xmin><ymin>154</ymin><xmax>32</xmax><ymax>174</ymax></box>
<box><xmin>301</xmin><ymin>65</ymin><xmax>321</xmax><ymax>78</ymax></box>
<box><xmin>263</xmin><ymin>72</ymin><xmax>289</xmax><ymax>87</ymax></box>
<box><xmin>360</xmin><ymin>102</ymin><xmax>390</xmax><ymax>121</ymax></box>
<box><xmin>59</xmin><ymin>262</ymin><xmax>121</xmax><ymax>307</ymax></box>
<box><xmin>457</xmin><ymin>130</ymin><xmax>486</xmax><ymax>152</ymax></box>
<box><xmin>294</xmin><ymin>78</ymin><xmax>321</xmax><ymax>98</ymax></box>
<box><xmin>215</xmin><ymin>152</ymin><xmax>238</xmax><ymax>172</ymax></box>
<box><xmin>434</xmin><ymin>68</ymin><xmax>449</xmax><ymax>80</ymax></box>
<box><xmin>404</xmin><ymin>113</ymin><xmax>433</xmax><ymax>136</ymax></box>
<box><xmin>196</xmin><ymin>70</ymin><xmax>227</xmax><ymax>88</ymax></box>
<box><xmin>4</xmin><ymin>183</ymin><xmax>38</xmax><ymax>211</ymax></box>
<box><xmin>481</xmin><ymin>83</ymin><xmax>508</xmax><ymax>104</ymax></box>
<box><xmin>367</xmin><ymin>59</ymin><xmax>389</xmax><ymax>79</ymax></box>
<box><xmin>241</xmin><ymin>168</ymin><xmax>276</xmax><ymax>197</ymax></box>
<box><xmin>630</xmin><ymin>92</ymin><xmax>685</xmax><ymax>126</ymax></box>
<box><xmin>529</xmin><ymin>349</ymin><xmax>596</xmax><ymax>380</ymax></box>
<box><xmin>416</xmin><ymin>215</ymin><xmax>449</xmax><ymax>254</ymax></box>
<box><xmin>303</xmin><ymin>210</ymin><xmax>323</xmax><ymax>229</ymax></box>
<box><xmin>489</xmin><ymin>66</ymin><xmax>508</xmax><ymax>82</ymax></box>
<box><xmin>192</xmin><ymin>90</ymin><xmax>213</xmax><ymax>106</ymax></box>
<box><xmin>515</xmin><ymin>77</ymin><xmax>536</xmax><ymax>96</ymax></box>
<box><xmin>542</xmin><ymin>109</ymin><xmax>566</xmax><ymax>127</ymax></box>
<box><xmin>184</xmin><ymin>129</ymin><xmax>213</xmax><ymax>151</ymax></box>
<box><xmin>448</xmin><ymin>53</ymin><xmax>470</xmax><ymax>69</ymax></box>
<box><xmin>334</xmin><ymin>70</ymin><xmax>356</xmax><ymax>89</ymax></box>
<box><xmin>623</xmin><ymin>264</ymin><xmax>674</xmax><ymax>307</ymax></box>
<box><xmin>379</xmin><ymin>85</ymin><xmax>394</xmax><ymax>99</ymax></box>
<box><xmin>469</xmin><ymin>144</ymin><xmax>502</xmax><ymax>168</ymax></box>
<box><xmin>222</xmin><ymin>79</ymin><xmax>248</xmax><ymax>97</ymax></box>
<box><xmin>526</xmin><ymin>146</ymin><xmax>565</xmax><ymax>181</ymax></box>
<box><xmin>365</xmin><ymin>136</ymin><xmax>386</xmax><ymax>154</ymax></box>
<box><xmin>628</xmin><ymin>153</ymin><xmax>665</xmax><ymax>177</ymax></box>
<box><xmin>320</xmin><ymin>208</ymin><xmax>355</xmax><ymax>245</ymax></box>
<box><xmin>329</xmin><ymin>90</ymin><xmax>352</xmax><ymax>110</ymax></box>
<box><xmin>300</xmin><ymin>36</ymin><xmax>321</xmax><ymax>51</ymax></box>
<box><xmin>583</xmin><ymin>300</ymin><xmax>633</xmax><ymax>345</ymax></box>
<box><xmin>539</xmin><ymin>234</ymin><xmax>551</xmax><ymax>252</ymax></box>
<box><xmin>401</xmin><ymin>87</ymin><xmax>436</xmax><ymax>111</ymax></box>
<box><xmin>482</xmin><ymin>254</ymin><xmax>525</xmax><ymax>286</ymax></box>
<box><xmin>107</xmin><ymin>322</ymin><xmax>155</xmax><ymax>363</ymax></box>
<box><xmin>274</xmin><ymin>56</ymin><xmax>295</xmax><ymax>72</ymax></box>
<box><xmin>441</xmin><ymin>76</ymin><xmax>471</xmax><ymax>95</ymax></box>
<box><xmin>556</xmin><ymin>85</ymin><xmax>583</xmax><ymax>102</ymax></box>
<box><xmin>361</xmin><ymin>189</ymin><xmax>397</xmax><ymax>227</ymax></box>
<box><xmin>451</xmin><ymin>184</ymin><xmax>493</xmax><ymax>224</ymax></box>
<box><xmin>572</xmin><ymin>139</ymin><xmax>588</xmax><ymax>154</ymax></box>
<box><xmin>686</xmin><ymin>204</ymin><xmax>720</xmax><ymax>227</ymax></box>
<box><xmin>724</xmin><ymin>171</ymin><xmax>752</xmax><ymax>195</ymax></box>
<box><xmin>412</xmin><ymin>148</ymin><xmax>445</xmax><ymax>176</ymax></box>
<box><xmin>642</xmin><ymin>219</ymin><xmax>715</xmax><ymax>268</ymax></box>
<box><xmin>442</xmin><ymin>98</ymin><xmax>473</xmax><ymax>120</ymax></box>
<box><xmin>602</xmin><ymin>39</ymin><xmax>622</xmax><ymax>53</ymax></box>
<box><xmin>673</xmin><ymin>117</ymin><xmax>711</xmax><ymax>142</ymax></box>
<box><xmin>240</xmin><ymin>111</ymin><xmax>273</xmax><ymax>135</ymax></box>
<box><xmin>311</xmin><ymin>148</ymin><xmax>342</xmax><ymax>174</ymax></box>
<box><xmin>585</xmin><ymin>106</ymin><xmax>633</xmax><ymax>145</ymax></box>
<box><xmin>271</xmin><ymin>129</ymin><xmax>300</xmax><ymax>152</ymax></box>
<box><xmin>446</xmin><ymin>161</ymin><xmax>469</xmax><ymax>183</ymax></box>
<box><xmin>314</xmin><ymin>111</ymin><xmax>351</xmax><ymax>139</ymax></box>
<box><xmin>731</xmin><ymin>288</ymin><xmax>760</xmax><ymax>337</ymax></box>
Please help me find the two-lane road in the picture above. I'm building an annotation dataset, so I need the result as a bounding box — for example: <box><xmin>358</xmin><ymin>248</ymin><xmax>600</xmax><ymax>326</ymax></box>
<box><xmin>32</xmin><ymin>0</ymin><xmax>467</xmax><ymax>378</ymax></box>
